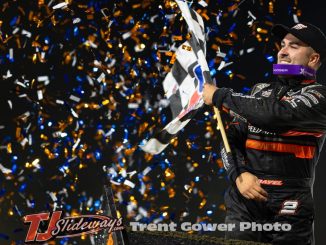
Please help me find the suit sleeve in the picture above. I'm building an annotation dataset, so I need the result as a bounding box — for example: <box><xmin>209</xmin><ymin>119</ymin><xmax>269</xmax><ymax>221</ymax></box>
<box><xmin>220</xmin><ymin>117</ymin><xmax>249</xmax><ymax>183</ymax></box>
<box><xmin>213</xmin><ymin>85</ymin><xmax>326</xmax><ymax>132</ymax></box>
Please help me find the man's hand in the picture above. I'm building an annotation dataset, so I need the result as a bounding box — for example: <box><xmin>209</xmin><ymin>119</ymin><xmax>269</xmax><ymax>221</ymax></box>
<box><xmin>235</xmin><ymin>172</ymin><xmax>268</xmax><ymax>202</ymax></box>
<box><xmin>202</xmin><ymin>83</ymin><xmax>218</xmax><ymax>105</ymax></box>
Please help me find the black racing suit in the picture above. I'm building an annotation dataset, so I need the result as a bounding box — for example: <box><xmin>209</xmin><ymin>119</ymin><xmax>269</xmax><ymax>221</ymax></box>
<box><xmin>213</xmin><ymin>77</ymin><xmax>326</xmax><ymax>244</ymax></box>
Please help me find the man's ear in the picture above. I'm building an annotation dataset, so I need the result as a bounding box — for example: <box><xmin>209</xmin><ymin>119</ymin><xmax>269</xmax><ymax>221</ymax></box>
<box><xmin>308</xmin><ymin>52</ymin><xmax>321</xmax><ymax>67</ymax></box>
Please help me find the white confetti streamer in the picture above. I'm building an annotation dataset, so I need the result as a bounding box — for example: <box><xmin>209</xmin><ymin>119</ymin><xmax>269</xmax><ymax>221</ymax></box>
<box><xmin>198</xmin><ymin>0</ymin><xmax>208</xmax><ymax>7</ymax></box>
<box><xmin>0</xmin><ymin>164</ymin><xmax>12</xmax><ymax>174</ymax></box>
<box><xmin>52</xmin><ymin>2</ymin><xmax>68</xmax><ymax>9</ymax></box>
<box><xmin>37</xmin><ymin>90</ymin><xmax>43</xmax><ymax>100</ymax></box>
<box><xmin>69</xmin><ymin>95</ymin><xmax>81</xmax><ymax>102</ymax></box>
<box><xmin>22</xmin><ymin>30</ymin><xmax>31</xmax><ymax>38</ymax></box>
<box><xmin>124</xmin><ymin>180</ymin><xmax>135</xmax><ymax>188</ymax></box>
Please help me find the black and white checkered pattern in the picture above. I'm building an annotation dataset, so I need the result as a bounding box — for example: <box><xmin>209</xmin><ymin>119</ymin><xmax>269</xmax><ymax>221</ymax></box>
<box><xmin>140</xmin><ymin>0</ymin><xmax>213</xmax><ymax>154</ymax></box>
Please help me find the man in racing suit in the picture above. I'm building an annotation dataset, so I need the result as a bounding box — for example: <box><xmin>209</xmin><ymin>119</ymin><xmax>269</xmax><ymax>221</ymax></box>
<box><xmin>203</xmin><ymin>23</ymin><xmax>326</xmax><ymax>244</ymax></box>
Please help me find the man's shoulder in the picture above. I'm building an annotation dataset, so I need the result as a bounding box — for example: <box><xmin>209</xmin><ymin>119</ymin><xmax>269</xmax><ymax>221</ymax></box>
<box><xmin>300</xmin><ymin>83</ymin><xmax>326</xmax><ymax>100</ymax></box>
<box><xmin>302</xmin><ymin>82</ymin><xmax>326</xmax><ymax>91</ymax></box>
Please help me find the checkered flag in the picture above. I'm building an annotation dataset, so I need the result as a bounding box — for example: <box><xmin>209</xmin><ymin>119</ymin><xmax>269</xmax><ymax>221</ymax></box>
<box><xmin>140</xmin><ymin>0</ymin><xmax>213</xmax><ymax>154</ymax></box>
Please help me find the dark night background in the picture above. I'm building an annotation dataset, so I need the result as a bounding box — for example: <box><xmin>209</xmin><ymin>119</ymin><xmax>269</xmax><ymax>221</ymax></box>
<box><xmin>0</xmin><ymin>0</ymin><xmax>326</xmax><ymax>244</ymax></box>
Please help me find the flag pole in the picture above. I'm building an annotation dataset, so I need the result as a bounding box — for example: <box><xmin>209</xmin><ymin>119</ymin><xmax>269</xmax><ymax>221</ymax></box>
<box><xmin>213</xmin><ymin>107</ymin><xmax>231</xmax><ymax>153</ymax></box>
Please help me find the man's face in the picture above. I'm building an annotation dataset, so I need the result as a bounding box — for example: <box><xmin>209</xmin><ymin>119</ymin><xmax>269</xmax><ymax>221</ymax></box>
<box><xmin>277</xmin><ymin>33</ymin><xmax>315</xmax><ymax>67</ymax></box>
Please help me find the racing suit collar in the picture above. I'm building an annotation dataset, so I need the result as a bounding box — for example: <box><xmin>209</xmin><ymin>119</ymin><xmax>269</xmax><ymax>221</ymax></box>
<box><xmin>277</xmin><ymin>76</ymin><xmax>316</xmax><ymax>87</ymax></box>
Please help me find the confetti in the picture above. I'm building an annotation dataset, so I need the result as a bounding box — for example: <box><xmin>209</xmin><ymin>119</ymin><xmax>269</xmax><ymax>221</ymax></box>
<box><xmin>52</xmin><ymin>2</ymin><xmax>68</xmax><ymax>10</ymax></box>
<box><xmin>0</xmin><ymin>164</ymin><xmax>12</xmax><ymax>174</ymax></box>
<box><xmin>0</xmin><ymin>0</ymin><xmax>308</xmax><ymax>243</ymax></box>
